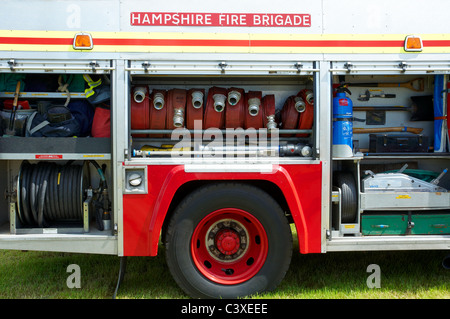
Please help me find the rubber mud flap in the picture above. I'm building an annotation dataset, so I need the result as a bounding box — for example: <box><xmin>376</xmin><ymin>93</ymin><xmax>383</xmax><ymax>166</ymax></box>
<box><xmin>225</xmin><ymin>87</ymin><xmax>245</xmax><ymax>129</ymax></box>
<box><xmin>244</xmin><ymin>90</ymin><xmax>263</xmax><ymax>129</ymax></box>
<box><xmin>149</xmin><ymin>89</ymin><xmax>167</xmax><ymax>138</ymax></box>
<box><xmin>186</xmin><ymin>88</ymin><xmax>204</xmax><ymax>130</ymax></box>
<box><xmin>130</xmin><ymin>86</ymin><xmax>150</xmax><ymax>137</ymax></box>
<box><xmin>203</xmin><ymin>86</ymin><xmax>227</xmax><ymax>129</ymax></box>
<box><xmin>297</xmin><ymin>89</ymin><xmax>314</xmax><ymax>137</ymax></box>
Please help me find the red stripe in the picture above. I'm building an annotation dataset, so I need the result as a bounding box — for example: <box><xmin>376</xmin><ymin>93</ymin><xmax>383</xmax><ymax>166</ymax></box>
<box><xmin>95</xmin><ymin>38</ymin><xmax>250</xmax><ymax>47</ymax></box>
<box><xmin>0</xmin><ymin>37</ymin><xmax>72</xmax><ymax>45</ymax></box>
<box><xmin>95</xmin><ymin>38</ymin><xmax>404</xmax><ymax>47</ymax></box>
<box><xmin>1</xmin><ymin>36</ymin><xmax>450</xmax><ymax>48</ymax></box>
<box><xmin>423</xmin><ymin>40</ymin><xmax>450</xmax><ymax>47</ymax></box>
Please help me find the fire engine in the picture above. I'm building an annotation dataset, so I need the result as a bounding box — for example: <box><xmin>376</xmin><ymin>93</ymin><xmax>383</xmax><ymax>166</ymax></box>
<box><xmin>0</xmin><ymin>0</ymin><xmax>449</xmax><ymax>299</ymax></box>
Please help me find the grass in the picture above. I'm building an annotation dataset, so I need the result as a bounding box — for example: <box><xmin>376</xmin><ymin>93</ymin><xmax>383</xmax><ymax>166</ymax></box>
<box><xmin>0</xmin><ymin>229</ymin><xmax>448</xmax><ymax>299</ymax></box>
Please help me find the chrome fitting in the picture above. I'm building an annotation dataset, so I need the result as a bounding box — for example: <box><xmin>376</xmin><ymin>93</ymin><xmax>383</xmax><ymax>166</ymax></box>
<box><xmin>248</xmin><ymin>97</ymin><xmax>261</xmax><ymax>116</ymax></box>
<box><xmin>133</xmin><ymin>86</ymin><xmax>147</xmax><ymax>103</ymax></box>
<box><xmin>153</xmin><ymin>92</ymin><xmax>165</xmax><ymax>110</ymax></box>
<box><xmin>294</xmin><ymin>97</ymin><xmax>306</xmax><ymax>113</ymax></box>
<box><xmin>227</xmin><ymin>90</ymin><xmax>241</xmax><ymax>106</ymax></box>
<box><xmin>191</xmin><ymin>91</ymin><xmax>204</xmax><ymax>109</ymax></box>
<box><xmin>213</xmin><ymin>94</ymin><xmax>226</xmax><ymax>112</ymax></box>
<box><xmin>173</xmin><ymin>108</ymin><xmax>184</xmax><ymax>128</ymax></box>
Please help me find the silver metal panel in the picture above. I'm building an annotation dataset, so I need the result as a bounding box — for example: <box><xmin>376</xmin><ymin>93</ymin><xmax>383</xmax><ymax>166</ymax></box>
<box><xmin>0</xmin><ymin>233</ymin><xmax>118</xmax><ymax>255</ymax></box>
<box><xmin>327</xmin><ymin>235</ymin><xmax>450</xmax><ymax>252</ymax></box>
<box><xmin>323</xmin><ymin>0</ymin><xmax>450</xmax><ymax>34</ymax></box>
<box><xmin>360</xmin><ymin>192</ymin><xmax>450</xmax><ymax>211</ymax></box>
<box><xmin>331</xmin><ymin>61</ymin><xmax>450</xmax><ymax>75</ymax></box>
<box><xmin>127</xmin><ymin>60</ymin><xmax>318</xmax><ymax>76</ymax></box>
<box><xmin>0</xmin><ymin>0</ymin><xmax>121</xmax><ymax>32</ymax></box>
<box><xmin>112</xmin><ymin>59</ymin><xmax>128</xmax><ymax>256</ymax></box>
<box><xmin>0</xmin><ymin>59</ymin><xmax>113</xmax><ymax>73</ymax></box>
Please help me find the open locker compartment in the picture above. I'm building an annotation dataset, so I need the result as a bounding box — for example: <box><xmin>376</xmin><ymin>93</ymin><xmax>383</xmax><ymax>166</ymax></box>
<box><xmin>127</xmin><ymin>60</ymin><xmax>319</xmax><ymax>161</ymax></box>
<box><xmin>0</xmin><ymin>59</ymin><xmax>113</xmax><ymax>159</ymax></box>
<box><xmin>0</xmin><ymin>59</ymin><xmax>115</xmax><ymax>238</ymax></box>
<box><xmin>1</xmin><ymin>158</ymin><xmax>113</xmax><ymax>237</ymax></box>
<box><xmin>331</xmin><ymin>61</ymin><xmax>450</xmax><ymax>238</ymax></box>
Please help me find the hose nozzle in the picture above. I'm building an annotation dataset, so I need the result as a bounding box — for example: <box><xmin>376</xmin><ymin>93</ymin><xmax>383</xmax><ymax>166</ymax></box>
<box><xmin>133</xmin><ymin>86</ymin><xmax>147</xmax><ymax>103</ymax></box>
<box><xmin>191</xmin><ymin>91</ymin><xmax>204</xmax><ymax>109</ymax></box>
<box><xmin>213</xmin><ymin>94</ymin><xmax>226</xmax><ymax>112</ymax></box>
<box><xmin>227</xmin><ymin>90</ymin><xmax>241</xmax><ymax>106</ymax></box>
<box><xmin>294</xmin><ymin>97</ymin><xmax>306</xmax><ymax>113</ymax></box>
<box><xmin>248</xmin><ymin>97</ymin><xmax>261</xmax><ymax>116</ymax></box>
<box><xmin>173</xmin><ymin>108</ymin><xmax>184</xmax><ymax>128</ymax></box>
<box><xmin>153</xmin><ymin>92</ymin><xmax>165</xmax><ymax>110</ymax></box>
<box><xmin>266</xmin><ymin>115</ymin><xmax>277</xmax><ymax>130</ymax></box>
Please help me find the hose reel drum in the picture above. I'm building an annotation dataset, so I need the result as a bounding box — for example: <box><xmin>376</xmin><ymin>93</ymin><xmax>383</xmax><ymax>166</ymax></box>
<box><xmin>15</xmin><ymin>160</ymin><xmax>110</xmax><ymax>232</ymax></box>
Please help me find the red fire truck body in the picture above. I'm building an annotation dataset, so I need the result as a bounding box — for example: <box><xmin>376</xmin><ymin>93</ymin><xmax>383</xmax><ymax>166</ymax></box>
<box><xmin>0</xmin><ymin>0</ymin><xmax>449</xmax><ymax>298</ymax></box>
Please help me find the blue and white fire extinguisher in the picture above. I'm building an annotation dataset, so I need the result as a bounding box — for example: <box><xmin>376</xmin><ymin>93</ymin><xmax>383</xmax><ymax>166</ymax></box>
<box><xmin>332</xmin><ymin>85</ymin><xmax>353</xmax><ymax>157</ymax></box>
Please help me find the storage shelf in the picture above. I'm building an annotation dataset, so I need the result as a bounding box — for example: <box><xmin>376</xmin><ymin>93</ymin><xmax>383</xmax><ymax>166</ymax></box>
<box><xmin>362</xmin><ymin>153</ymin><xmax>450</xmax><ymax>159</ymax></box>
<box><xmin>0</xmin><ymin>137</ymin><xmax>111</xmax><ymax>160</ymax></box>
<box><xmin>0</xmin><ymin>92</ymin><xmax>86</xmax><ymax>99</ymax></box>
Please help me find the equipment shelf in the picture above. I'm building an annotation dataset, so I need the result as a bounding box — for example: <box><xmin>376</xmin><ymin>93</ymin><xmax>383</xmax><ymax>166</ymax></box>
<box><xmin>0</xmin><ymin>137</ymin><xmax>111</xmax><ymax>160</ymax></box>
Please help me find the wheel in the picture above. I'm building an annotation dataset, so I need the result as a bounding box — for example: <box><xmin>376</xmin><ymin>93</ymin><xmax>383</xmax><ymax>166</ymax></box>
<box><xmin>333</xmin><ymin>171</ymin><xmax>357</xmax><ymax>223</ymax></box>
<box><xmin>165</xmin><ymin>183</ymin><xmax>292</xmax><ymax>299</ymax></box>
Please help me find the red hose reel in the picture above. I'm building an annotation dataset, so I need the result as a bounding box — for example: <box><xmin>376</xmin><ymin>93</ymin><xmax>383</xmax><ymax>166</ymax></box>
<box><xmin>225</xmin><ymin>87</ymin><xmax>245</xmax><ymax>129</ymax></box>
<box><xmin>203</xmin><ymin>86</ymin><xmax>227</xmax><ymax>129</ymax></box>
<box><xmin>297</xmin><ymin>89</ymin><xmax>314</xmax><ymax>137</ymax></box>
<box><xmin>186</xmin><ymin>88</ymin><xmax>205</xmax><ymax>130</ymax></box>
<box><xmin>130</xmin><ymin>86</ymin><xmax>150</xmax><ymax>137</ymax></box>
<box><xmin>130</xmin><ymin>86</ymin><xmax>314</xmax><ymax>136</ymax></box>
<box><xmin>244</xmin><ymin>91</ymin><xmax>263</xmax><ymax>129</ymax></box>
<box><xmin>280</xmin><ymin>89</ymin><xmax>314</xmax><ymax>136</ymax></box>
<box><xmin>149</xmin><ymin>89</ymin><xmax>167</xmax><ymax>138</ymax></box>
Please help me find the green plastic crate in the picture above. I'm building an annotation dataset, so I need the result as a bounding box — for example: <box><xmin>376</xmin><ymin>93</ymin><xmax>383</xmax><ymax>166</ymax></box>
<box><xmin>362</xmin><ymin>214</ymin><xmax>450</xmax><ymax>235</ymax></box>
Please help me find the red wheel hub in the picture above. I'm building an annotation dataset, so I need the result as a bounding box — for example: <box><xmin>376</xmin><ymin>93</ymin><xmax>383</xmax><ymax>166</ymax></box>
<box><xmin>216</xmin><ymin>229</ymin><xmax>240</xmax><ymax>255</ymax></box>
<box><xmin>191</xmin><ymin>208</ymin><xmax>268</xmax><ymax>285</ymax></box>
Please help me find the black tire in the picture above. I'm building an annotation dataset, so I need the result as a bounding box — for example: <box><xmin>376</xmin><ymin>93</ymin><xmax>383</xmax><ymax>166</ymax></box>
<box><xmin>165</xmin><ymin>183</ymin><xmax>292</xmax><ymax>299</ymax></box>
<box><xmin>333</xmin><ymin>171</ymin><xmax>357</xmax><ymax>223</ymax></box>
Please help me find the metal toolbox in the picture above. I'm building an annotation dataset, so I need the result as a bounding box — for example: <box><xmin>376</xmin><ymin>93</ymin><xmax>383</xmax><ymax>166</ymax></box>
<box><xmin>360</xmin><ymin>168</ymin><xmax>449</xmax><ymax>210</ymax></box>
<box><xmin>369</xmin><ymin>134</ymin><xmax>429</xmax><ymax>153</ymax></box>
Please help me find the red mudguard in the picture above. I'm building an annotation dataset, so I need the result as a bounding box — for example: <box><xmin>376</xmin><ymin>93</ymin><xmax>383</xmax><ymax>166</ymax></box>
<box><xmin>122</xmin><ymin>164</ymin><xmax>323</xmax><ymax>256</ymax></box>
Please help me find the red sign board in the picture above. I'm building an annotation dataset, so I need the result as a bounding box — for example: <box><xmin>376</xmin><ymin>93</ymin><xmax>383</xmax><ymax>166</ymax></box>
<box><xmin>35</xmin><ymin>154</ymin><xmax>63</xmax><ymax>159</ymax></box>
<box><xmin>131</xmin><ymin>12</ymin><xmax>311</xmax><ymax>27</ymax></box>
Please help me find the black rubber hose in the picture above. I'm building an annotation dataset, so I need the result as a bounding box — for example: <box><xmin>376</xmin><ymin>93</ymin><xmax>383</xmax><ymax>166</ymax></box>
<box><xmin>37</xmin><ymin>163</ymin><xmax>51</xmax><ymax>227</ymax></box>
<box><xmin>20</xmin><ymin>162</ymin><xmax>32</xmax><ymax>225</ymax></box>
<box><xmin>29</xmin><ymin>163</ymin><xmax>41</xmax><ymax>224</ymax></box>
<box><xmin>18</xmin><ymin>162</ymin><xmax>85</xmax><ymax>227</ymax></box>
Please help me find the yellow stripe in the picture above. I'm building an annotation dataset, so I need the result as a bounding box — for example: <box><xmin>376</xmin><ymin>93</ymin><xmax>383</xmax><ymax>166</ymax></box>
<box><xmin>1</xmin><ymin>30</ymin><xmax>450</xmax><ymax>54</ymax></box>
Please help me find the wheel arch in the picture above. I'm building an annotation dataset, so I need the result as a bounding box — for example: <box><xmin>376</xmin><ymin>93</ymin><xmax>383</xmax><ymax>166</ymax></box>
<box><xmin>146</xmin><ymin>164</ymin><xmax>321</xmax><ymax>256</ymax></box>
<box><xmin>160</xmin><ymin>180</ymin><xmax>292</xmax><ymax>247</ymax></box>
